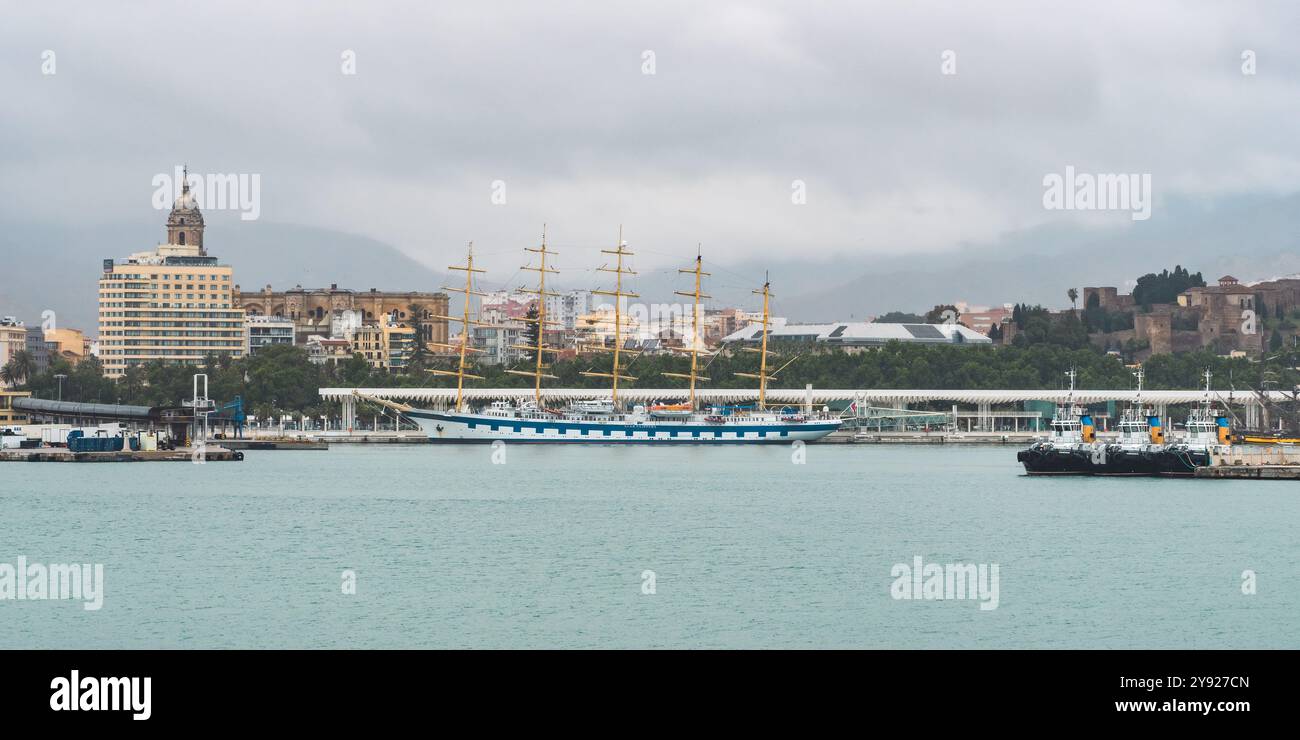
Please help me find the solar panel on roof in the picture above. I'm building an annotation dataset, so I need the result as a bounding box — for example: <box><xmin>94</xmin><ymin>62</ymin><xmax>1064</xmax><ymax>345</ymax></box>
<box><xmin>902</xmin><ymin>324</ymin><xmax>945</xmax><ymax>339</ymax></box>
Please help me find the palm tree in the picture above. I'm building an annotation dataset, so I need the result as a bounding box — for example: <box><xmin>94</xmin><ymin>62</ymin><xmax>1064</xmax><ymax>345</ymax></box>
<box><xmin>1</xmin><ymin>349</ymin><xmax>35</xmax><ymax>387</ymax></box>
<box><xmin>1067</xmin><ymin>288</ymin><xmax>1079</xmax><ymax>311</ymax></box>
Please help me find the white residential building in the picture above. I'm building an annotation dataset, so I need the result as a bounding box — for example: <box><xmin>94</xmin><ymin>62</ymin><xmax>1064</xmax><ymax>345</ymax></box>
<box><xmin>244</xmin><ymin>315</ymin><xmax>296</xmax><ymax>355</ymax></box>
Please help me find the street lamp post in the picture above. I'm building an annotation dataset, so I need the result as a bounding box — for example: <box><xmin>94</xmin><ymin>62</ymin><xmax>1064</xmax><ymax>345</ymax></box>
<box><xmin>54</xmin><ymin>373</ymin><xmax>67</xmax><ymax>402</ymax></box>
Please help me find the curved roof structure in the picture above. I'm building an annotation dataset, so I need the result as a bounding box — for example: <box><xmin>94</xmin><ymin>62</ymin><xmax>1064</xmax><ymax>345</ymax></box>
<box><xmin>12</xmin><ymin>397</ymin><xmax>154</xmax><ymax>420</ymax></box>
<box><xmin>722</xmin><ymin>321</ymin><xmax>991</xmax><ymax>346</ymax></box>
<box><xmin>319</xmin><ymin>387</ymin><xmax>1289</xmax><ymax>406</ymax></box>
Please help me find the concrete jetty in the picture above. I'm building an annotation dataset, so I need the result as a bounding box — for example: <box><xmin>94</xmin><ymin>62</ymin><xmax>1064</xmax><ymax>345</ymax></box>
<box><xmin>1195</xmin><ymin>465</ymin><xmax>1300</xmax><ymax>479</ymax></box>
<box><xmin>0</xmin><ymin>446</ymin><xmax>242</xmax><ymax>462</ymax></box>
<box><xmin>217</xmin><ymin>438</ymin><xmax>329</xmax><ymax>450</ymax></box>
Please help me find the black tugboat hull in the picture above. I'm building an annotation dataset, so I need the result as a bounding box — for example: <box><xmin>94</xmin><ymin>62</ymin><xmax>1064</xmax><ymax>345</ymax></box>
<box><xmin>1017</xmin><ymin>447</ymin><xmax>1092</xmax><ymax>475</ymax></box>
<box><xmin>1152</xmin><ymin>448</ymin><xmax>1212</xmax><ymax>477</ymax></box>
<box><xmin>1089</xmin><ymin>448</ymin><xmax>1163</xmax><ymax>476</ymax></box>
<box><xmin>1019</xmin><ymin>445</ymin><xmax>1165</xmax><ymax>476</ymax></box>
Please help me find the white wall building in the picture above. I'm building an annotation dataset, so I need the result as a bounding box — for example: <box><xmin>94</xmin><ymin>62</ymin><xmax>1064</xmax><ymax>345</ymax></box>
<box><xmin>244</xmin><ymin>315</ymin><xmax>296</xmax><ymax>355</ymax></box>
<box><xmin>330</xmin><ymin>309</ymin><xmax>364</xmax><ymax>341</ymax></box>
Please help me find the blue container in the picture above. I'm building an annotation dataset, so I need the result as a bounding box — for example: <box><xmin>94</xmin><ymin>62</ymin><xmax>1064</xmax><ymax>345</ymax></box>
<box><xmin>69</xmin><ymin>435</ymin><xmax>128</xmax><ymax>453</ymax></box>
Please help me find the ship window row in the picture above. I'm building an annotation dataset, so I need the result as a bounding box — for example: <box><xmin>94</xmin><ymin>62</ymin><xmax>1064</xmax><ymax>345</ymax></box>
<box><xmin>465</xmin><ymin>422</ymin><xmax>792</xmax><ymax>439</ymax></box>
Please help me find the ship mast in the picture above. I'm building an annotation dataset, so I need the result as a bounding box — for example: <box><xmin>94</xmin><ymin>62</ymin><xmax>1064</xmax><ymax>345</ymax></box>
<box><xmin>428</xmin><ymin>242</ymin><xmax>487</xmax><ymax>412</ymax></box>
<box><xmin>735</xmin><ymin>276</ymin><xmax>776</xmax><ymax>410</ymax></box>
<box><xmin>1202</xmin><ymin>367</ymin><xmax>1213</xmax><ymax>413</ymax></box>
<box><xmin>581</xmin><ymin>226</ymin><xmax>638</xmax><ymax>406</ymax></box>
<box><xmin>1134</xmin><ymin>367</ymin><xmax>1144</xmax><ymax>413</ymax></box>
<box><xmin>506</xmin><ymin>227</ymin><xmax>560</xmax><ymax>405</ymax></box>
<box><xmin>663</xmin><ymin>246</ymin><xmax>712</xmax><ymax>409</ymax></box>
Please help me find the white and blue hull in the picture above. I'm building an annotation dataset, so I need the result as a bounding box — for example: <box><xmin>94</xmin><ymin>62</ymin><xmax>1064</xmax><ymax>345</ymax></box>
<box><xmin>407</xmin><ymin>408</ymin><xmax>841</xmax><ymax>444</ymax></box>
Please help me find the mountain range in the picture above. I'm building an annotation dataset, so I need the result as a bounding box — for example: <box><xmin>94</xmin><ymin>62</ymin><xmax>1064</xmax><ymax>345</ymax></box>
<box><xmin>3</xmin><ymin>192</ymin><xmax>1298</xmax><ymax>333</ymax></box>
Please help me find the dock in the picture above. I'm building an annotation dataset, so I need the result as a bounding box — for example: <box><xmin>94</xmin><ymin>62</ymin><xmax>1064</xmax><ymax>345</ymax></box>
<box><xmin>0</xmin><ymin>446</ymin><xmax>242</xmax><ymax>462</ymax></box>
<box><xmin>217</xmin><ymin>438</ymin><xmax>329</xmax><ymax>450</ymax></box>
<box><xmin>309</xmin><ymin>432</ymin><xmax>430</xmax><ymax>444</ymax></box>
<box><xmin>1192</xmin><ymin>446</ymin><xmax>1300</xmax><ymax>479</ymax></box>
<box><xmin>826</xmin><ymin>431</ymin><xmax>1038</xmax><ymax>445</ymax></box>
<box><xmin>1195</xmin><ymin>465</ymin><xmax>1300</xmax><ymax>480</ymax></box>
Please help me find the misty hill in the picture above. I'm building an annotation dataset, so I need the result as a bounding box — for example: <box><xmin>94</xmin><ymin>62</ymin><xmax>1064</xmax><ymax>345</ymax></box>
<box><xmin>0</xmin><ymin>218</ymin><xmax>447</xmax><ymax>331</ymax></box>
<box><xmin>4</xmin><ymin>192</ymin><xmax>1299</xmax><ymax>334</ymax></box>
<box><xmin>774</xmin><ymin>193</ymin><xmax>1300</xmax><ymax>321</ymax></box>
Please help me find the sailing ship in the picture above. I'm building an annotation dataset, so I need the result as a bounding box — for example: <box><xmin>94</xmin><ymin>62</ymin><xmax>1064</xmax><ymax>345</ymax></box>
<box><xmin>372</xmin><ymin>230</ymin><xmax>841</xmax><ymax>444</ymax></box>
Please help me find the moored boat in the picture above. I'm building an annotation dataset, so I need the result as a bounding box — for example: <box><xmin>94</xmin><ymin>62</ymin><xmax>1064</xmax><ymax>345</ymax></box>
<box><xmin>1152</xmin><ymin>370</ymin><xmax>1231</xmax><ymax>476</ymax></box>
<box><xmin>1017</xmin><ymin>370</ymin><xmax>1096</xmax><ymax>474</ymax></box>
<box><xmin>648</xmin><ymin>402</ymin><xmax>693</xmax><ymax>418</ymax></box>
<box><xmin>394</xmin><ymin>232</ymin><xmax>841</xmax><ymax>444</ymax></box>
<box><xmin>1090</xmin><ymin>369</ymin><xmax>1164</xmax><ymax>476</ymax></box>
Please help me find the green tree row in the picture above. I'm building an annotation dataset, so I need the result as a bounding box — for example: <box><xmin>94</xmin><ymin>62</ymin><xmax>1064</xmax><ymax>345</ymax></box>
<box><xmin>14</xmin><ymin>341</ymin><xmax>1295</xmax><ymax>416</ymax></box>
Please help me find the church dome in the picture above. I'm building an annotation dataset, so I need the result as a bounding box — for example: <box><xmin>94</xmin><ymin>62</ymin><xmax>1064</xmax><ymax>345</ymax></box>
<box><xmin>165</xmin><ymin>167</ymin><xmax>205</xmax><ymax>250</ymax></box>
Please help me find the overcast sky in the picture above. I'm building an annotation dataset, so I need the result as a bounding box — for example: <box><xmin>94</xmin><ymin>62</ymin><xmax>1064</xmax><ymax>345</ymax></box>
<box><xmin>3</xmin><ymin>0</ymin><xmax>1299</xmax><ymax>279</ymax></box>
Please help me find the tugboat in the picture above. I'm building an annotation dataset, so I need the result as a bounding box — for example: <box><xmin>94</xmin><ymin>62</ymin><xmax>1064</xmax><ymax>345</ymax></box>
<box><xmin>1091</xmin><ymin>369</ymin><xmax>1165</xmax><ymax>476</ymax></box>
<box><xmin>1154</xmin><ymin>369</ymin><xmax>1231</xmax><ymax>476</ymax></box>
<box><xmin>1017</xmin><ymin>370</ymin><xmax>1097</xmax><ymax>474</ymax></box>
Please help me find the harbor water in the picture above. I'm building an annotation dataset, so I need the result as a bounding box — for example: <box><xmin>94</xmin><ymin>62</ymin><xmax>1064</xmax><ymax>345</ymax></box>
<box><xmin>2</xmin><ymin>445</ymin><xmax>1296</xmax><ymax>649</ymax></box>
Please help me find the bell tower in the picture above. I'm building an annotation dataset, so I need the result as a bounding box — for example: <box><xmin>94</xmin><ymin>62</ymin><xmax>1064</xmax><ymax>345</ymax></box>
<box><xmin>166</xmin><ymin>166</ymin><xmax>205</xmax><ymax>253</ymax></box>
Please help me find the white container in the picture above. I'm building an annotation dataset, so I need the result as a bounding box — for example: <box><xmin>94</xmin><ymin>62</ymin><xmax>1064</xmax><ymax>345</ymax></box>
<box><xmin>41</xmin><ymin>426</ymin><xmax>74</xmax><ymax>446</ymax></box>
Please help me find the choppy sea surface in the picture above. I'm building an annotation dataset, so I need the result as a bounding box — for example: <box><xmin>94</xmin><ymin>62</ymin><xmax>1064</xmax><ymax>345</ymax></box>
<box><xmin>1</xmin><ymin>444</ymin><xmax>1295</xmax><ymax>649</ymax></box>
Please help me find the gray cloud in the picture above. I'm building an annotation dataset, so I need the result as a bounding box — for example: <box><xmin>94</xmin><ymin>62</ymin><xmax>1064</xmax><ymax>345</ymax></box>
<box><xmin>2</xmin><ymin>0</ymin><xmax>1299</xmax><ymax>280</ymax></box>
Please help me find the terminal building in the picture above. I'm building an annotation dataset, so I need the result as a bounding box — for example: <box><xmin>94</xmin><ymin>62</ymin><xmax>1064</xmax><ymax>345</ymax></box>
<box><xmin>721</xmin><ymin>319</ymin><xmax>993</xmax><ymax>348</ymax></box>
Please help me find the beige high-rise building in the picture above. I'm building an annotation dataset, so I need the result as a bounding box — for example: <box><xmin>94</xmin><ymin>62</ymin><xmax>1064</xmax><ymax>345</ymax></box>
<box><xmin>98</xmin><ymin>174</ymin><xmax>245</xmax><ymax>378</ymax></box>
<box><xmin>352</xmin><ymin>321</ymin><xmax>415</xmax><ymax>371</ymax></box>
<box><xmin>44</xmin><ymin>327</ymin><xmax>90</xmax><ymax>364</ymax></box>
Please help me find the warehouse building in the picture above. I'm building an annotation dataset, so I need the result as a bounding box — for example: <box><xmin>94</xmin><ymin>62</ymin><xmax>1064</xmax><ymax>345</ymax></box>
<box><xmin>721</xmin><ymin>319</ymin><xmax>992</xmax><ymax>348</ymax></box>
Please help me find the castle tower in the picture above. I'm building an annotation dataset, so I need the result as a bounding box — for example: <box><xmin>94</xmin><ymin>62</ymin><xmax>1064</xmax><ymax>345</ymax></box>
<box><xmin>166</xmin><ymin>166</ymin><xmax>205</xmax><ymax>253</ymax></box>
